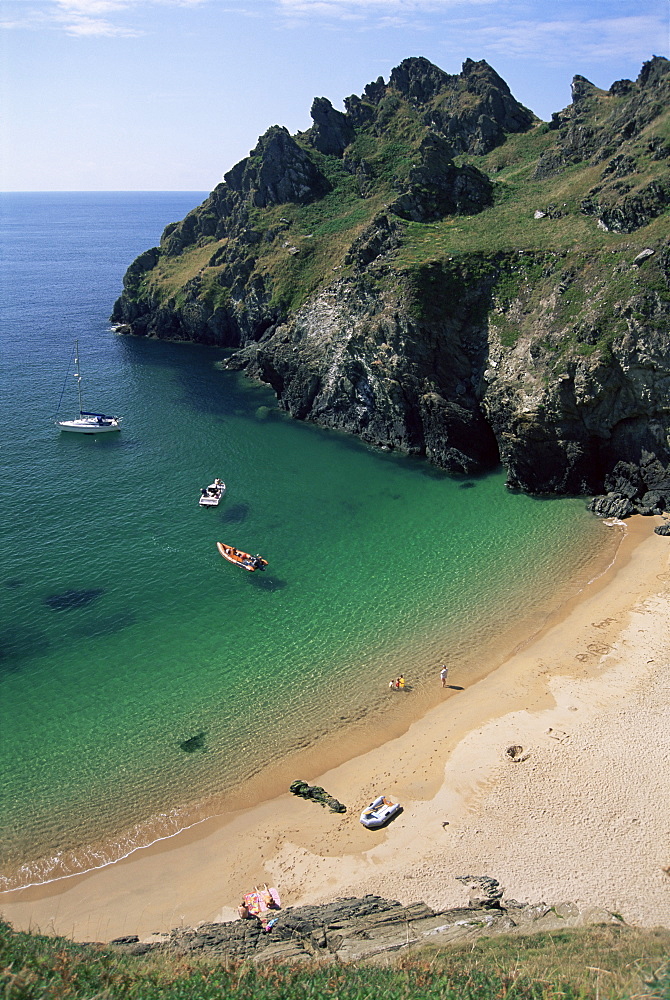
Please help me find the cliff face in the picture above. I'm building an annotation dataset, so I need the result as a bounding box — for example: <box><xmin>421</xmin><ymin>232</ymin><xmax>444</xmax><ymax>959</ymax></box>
<box><xmin>111</xmin><ymin>884</ymin><xmax>626</xmax><ymax>964</ymax></box>
<box><xmin>111</xmin><ymin>55</ymin><xmax>670</xmax><ymax>506</ymax></box>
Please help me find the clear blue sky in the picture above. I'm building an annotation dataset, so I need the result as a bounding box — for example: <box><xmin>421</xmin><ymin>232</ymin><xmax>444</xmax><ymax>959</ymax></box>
<box><xmin>2</xmin><ymin>0</ymin><xmax>668</xmax><ymax>191</ymax></box>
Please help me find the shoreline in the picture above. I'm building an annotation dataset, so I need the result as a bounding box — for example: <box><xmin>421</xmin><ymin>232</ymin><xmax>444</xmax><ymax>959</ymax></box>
<box><xmin>2</xmin><ymin>515</ymin><xmax>668</xmax><ymax>941</ymax></box>
<box><xmin>0</xmin><ymin>503</ymin><xmax>620</xmax><ymax>894</ymax></box>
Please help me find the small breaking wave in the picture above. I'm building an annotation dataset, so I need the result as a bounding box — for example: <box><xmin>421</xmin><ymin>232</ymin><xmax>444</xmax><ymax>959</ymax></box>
<box><xmin>0</xmin><ymin>807</ymin><xmax>211</xmax><ymax>894</ymax></box>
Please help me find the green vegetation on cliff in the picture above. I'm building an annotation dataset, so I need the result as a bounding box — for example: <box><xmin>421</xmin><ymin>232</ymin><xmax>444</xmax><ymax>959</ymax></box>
<box><xmin>113</xmin><ymin>55</ymin><xmax>669</xmax><ymax>344</ymax></box>
<box><xmin>3</xmin><ymin>919</ymin><xmax>669</xmax><ymax>1000</ymax></box>
<box><xmin>111</xmin><ymin>55</ymin><xmax>670</xmax><ymax>500</ymax></box>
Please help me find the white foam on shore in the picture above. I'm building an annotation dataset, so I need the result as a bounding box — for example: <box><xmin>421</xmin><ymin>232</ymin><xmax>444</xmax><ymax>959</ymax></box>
<box><xmin>0</xmin><ymin>815</ymin><xmax>211</xmax><ymax>894</ymax></box>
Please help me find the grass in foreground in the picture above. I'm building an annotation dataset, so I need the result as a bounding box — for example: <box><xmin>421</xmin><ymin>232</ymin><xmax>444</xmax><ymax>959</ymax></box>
<box><xmin>2</xmin><ymin>920</ymin><xmax>669</xmax><ymax>999</ymax></box>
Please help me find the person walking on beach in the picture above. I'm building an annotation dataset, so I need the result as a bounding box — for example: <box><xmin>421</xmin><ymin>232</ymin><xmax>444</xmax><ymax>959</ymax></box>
<box><xmin>440</xmin><ymin>664</ymin><xmax>449</xmax><ymax>688</ymax></box>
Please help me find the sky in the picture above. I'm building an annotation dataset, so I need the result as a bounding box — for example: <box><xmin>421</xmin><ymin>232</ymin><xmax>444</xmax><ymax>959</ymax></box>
<box><xmin>1</xmin><ymin>0</ymin><xmax>668</xmax><ymax>191</ymax></box>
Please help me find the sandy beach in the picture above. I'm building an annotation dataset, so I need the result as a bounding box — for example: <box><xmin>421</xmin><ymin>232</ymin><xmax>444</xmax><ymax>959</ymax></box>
<box><xmin>2</xmin><ymin>515</ymin><xmax>669</xmax><ymax>943</ymax></box>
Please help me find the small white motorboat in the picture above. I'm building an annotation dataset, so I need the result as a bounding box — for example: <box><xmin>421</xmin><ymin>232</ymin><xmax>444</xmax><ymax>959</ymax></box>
<box><xmin>199</xmin><ymin>479</ymin><xmax>226</xmax><ymax>506</ymax></box>
<box><xmin>359</xmin><ymin>795</ymin><xmax>401</xmax><ymax>829</ymax></box>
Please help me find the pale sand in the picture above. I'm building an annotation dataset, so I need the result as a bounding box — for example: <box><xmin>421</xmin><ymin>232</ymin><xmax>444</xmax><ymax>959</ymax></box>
<box><xmin>2</xmin><ymin>516</ymin><xmax>669</xmax><ymax>942</ymax></box>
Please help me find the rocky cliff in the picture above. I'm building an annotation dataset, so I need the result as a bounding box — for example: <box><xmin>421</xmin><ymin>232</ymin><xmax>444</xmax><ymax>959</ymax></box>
<box><xmin>111</xmin><ymin>55</ymin><xmax>670</xmax><ymax>508</ymax></box>
<box><xmin>111</xmin><ymin>879</ymin><xmax>624</xmax><ymax>965</ymax></box>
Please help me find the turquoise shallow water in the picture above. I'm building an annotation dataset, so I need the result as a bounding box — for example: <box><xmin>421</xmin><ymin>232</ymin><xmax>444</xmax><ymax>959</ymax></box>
<box><xmin>0</xmin><ymin>194</ymin><xmax>619</xmax><ymax>890</ymax></box>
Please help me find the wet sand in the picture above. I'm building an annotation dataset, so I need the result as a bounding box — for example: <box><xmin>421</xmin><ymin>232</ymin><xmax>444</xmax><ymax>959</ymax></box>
<box><xmin>2</xmin><ymin>516</ymin><xmax>669</xmax><ymax>941</ymax></box>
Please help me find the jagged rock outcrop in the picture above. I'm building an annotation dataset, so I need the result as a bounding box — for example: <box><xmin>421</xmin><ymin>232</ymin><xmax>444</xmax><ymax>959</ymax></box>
<box><xmin>456</xmin><ymin>874</ymin><xmax>504</xmax><ymax>909</ymax></box>
<box><xmin>389</xmin><ymin>132</ymin><xmax>492</xmax><ymax>221</ymax></box>
<box><xmin>111</xmin><ymin>884</ymin><xmax>624</xmax><ymax>964</ymax></box>
<box><xmin>390</xmin><ymin>56</ymin><xmax>536</xmax><ymax>154</ymax></box>
<box><xmin>536</xmin><ymin>56</ymin><xmax>670</xmax><ymax>233</ymax></box>
<box><xmin>308</xmin><ymin>97</ymin><xmax>355</xmax><ymax>157</ymax></box>
<box><xmin>111</xmin><ymin>54</ymin><xmax>670</xmax><ymax>510</ymax></box>
<box><xmin>226</xmin><ymin>125</ymin><xmax>331</xmax><ymax>208</ymax></box>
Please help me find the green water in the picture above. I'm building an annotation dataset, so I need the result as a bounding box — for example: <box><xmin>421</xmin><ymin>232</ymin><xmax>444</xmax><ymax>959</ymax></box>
<box><xmin>0</xmin><ymin>194</ymin><xmax>620</xmax><ymax>892</ymax></box>
<box><xmin>0</xmin><ymin>339</ymin><xmax>619</xmax><ymax>890</ymax></box>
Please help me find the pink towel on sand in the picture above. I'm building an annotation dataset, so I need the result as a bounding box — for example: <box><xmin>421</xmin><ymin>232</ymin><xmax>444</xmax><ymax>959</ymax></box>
<box><xmin>243</xmin><ymin>888</ymin><xmax>281</xmax><ymax>916</ymax></box>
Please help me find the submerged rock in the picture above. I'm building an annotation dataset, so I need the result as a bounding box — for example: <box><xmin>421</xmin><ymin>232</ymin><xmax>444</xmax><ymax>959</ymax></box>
<box><xmin>44</xmin><ymin>588</ymin><xmax>104</xmax><ymax>611</ymax></box>
<box><xmin>179</xmin><ymin>732</ymin><xmax>207</xmax><ymax>753</ymax></box>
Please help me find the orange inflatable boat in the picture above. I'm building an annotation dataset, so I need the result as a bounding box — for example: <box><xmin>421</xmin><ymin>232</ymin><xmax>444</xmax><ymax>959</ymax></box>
<box><xmin>217</xmin><ymin>542</ymin><xmax>268</xmax><ymax>572</ymax></box>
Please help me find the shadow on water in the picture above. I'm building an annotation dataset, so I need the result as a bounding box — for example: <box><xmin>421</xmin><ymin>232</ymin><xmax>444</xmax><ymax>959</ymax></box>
<box><xmin>459</xmin><ymin>481</ymin><xmax>477</xmax><ymax>489</ymax></box>
<box><xmin>43</xmin><ymin>588</ymin><xmax>105</xmax><ymax>611</ymax></box>
<box><xmin>76</xmin><ymin>611</ymin><xmax>138</xmax><ymax>639</ymax></box>
<box><xmin>0</xmin><ymin>628</ymin><xmax>50</xmax><ymax>675</ymax></box>
<box><xmin>247</xmin><ymin>574</ymin><xmax>287</xmax><ymax>592</ymax></box>
<box><xmin>220</xmin><ymin>502</ymin><xmax>250</xmax><ymax>524</ymax></box>
<box><xmin>179</xmin><ymin>731</ymin><xmax>207</xmax><ymax>754</ymax></box>
<box><xmin>4</xmin><ymin>579</ymin><xmax>24</xmax><ymax>589</ymax></box>
<box><xmin>116</xmin><ymin>337</ymin><xmax>278</xmax><ymax>421</ymax></box>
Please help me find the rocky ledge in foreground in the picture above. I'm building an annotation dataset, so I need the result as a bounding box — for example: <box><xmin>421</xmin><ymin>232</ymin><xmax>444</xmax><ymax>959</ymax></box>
<box><xmin>110</xmin><ymin>877</ymin><xmax>624</xmax><ymax>964</ymax></box>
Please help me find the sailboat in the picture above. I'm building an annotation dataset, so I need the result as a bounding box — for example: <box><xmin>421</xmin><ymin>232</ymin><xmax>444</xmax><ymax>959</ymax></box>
<box><xmin>56</xmin><ymin>340</ymin><xmax>121</xmax><ymax>433</ymax></box>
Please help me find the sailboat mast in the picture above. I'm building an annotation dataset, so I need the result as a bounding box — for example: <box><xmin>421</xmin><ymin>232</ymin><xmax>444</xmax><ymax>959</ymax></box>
<box><xmin>74</xmin><ymin>339</ymin><xmax>84</xmax><ymax>417</ymax></box>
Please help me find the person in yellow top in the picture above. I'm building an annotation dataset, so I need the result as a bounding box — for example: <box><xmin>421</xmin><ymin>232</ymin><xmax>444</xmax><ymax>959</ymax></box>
<box><xmin>397</xmin><ymin>676</ymin><xmax>405</xmax><ymax>690</ymax></box>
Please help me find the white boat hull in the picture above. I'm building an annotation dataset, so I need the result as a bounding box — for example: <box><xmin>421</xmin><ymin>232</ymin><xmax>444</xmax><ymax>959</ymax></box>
<box><xmin>360</xmin><ymin>795</ymin><xmax>401</xmax><ymax>828</ymax></box>
<box><xmin>199</xmin><ymin>480</ymin><xmax>226</xmax><ymax>506</ymax></box>
<box><xmin>57</xmin><ymin>418</ymin><xmax>121</xmax><ymax>433</ymax></box>
<box><xmin>55</xmin><ymin>342</ymin><xmax>121</xmax><ymax>433</ymax></box>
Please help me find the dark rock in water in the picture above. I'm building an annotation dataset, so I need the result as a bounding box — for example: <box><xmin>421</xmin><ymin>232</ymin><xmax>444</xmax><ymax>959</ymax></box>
<box><xmin>220</xmin><ymin>502</ymin><xmax>250</xmax><ymax>524</ymax></box>
<box><xmin>654</xmin><ymin>522</ymin><xmax>670</xmax><ymax>536</ymax></box>
<box><xmin>0</xmin><ymin>627</ymin><xmax>49</xmax><ymax>669</ymax></box>
<box><xmin>44</xmin><ymin>588</ymin><xmax>104</xmax><ymax>611</ymax></box>
<box><xmin>4</xmin><ymin>578</ymin><xmax>24</xmax><ymax>589</ymax></box>
<box><xmin>459</xmin><ymin>481</ymin><xmax>476</xmax><ymax>489</ymax></box>
<box><xmin>179</xmin><ymin>731</ymin><xmax>207</xmax><ymax>753</ymax></box>
<box><xmin>289</xmin><ymin>779</ymin><xmax>346</xmax><ymax>813</ymax></box>
<box><xmin>588</xmin><ymin>493</ymin><xmax>636</xmax><ymax>519</ymax></box>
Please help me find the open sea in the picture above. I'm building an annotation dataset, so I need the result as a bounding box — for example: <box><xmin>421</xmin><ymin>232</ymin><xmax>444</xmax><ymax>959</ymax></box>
<box><xmin>0</xmin><ymin>192</ymin><xmax>621</xmax><ymax>892</ymax></box>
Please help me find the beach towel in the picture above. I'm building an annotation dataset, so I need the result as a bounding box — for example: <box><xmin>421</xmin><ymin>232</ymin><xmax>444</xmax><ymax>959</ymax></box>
<box><xmin>243</xmin><ymin>887</ymin><xmax>281</xmax><ymax>916</ymax></box>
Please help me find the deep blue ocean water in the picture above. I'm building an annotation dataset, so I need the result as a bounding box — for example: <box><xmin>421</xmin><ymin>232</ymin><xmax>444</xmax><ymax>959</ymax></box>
<box><xmin>0</xmin><ymin>193</ymin><xmax>620</xmax><ymax>890</ymax></box>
